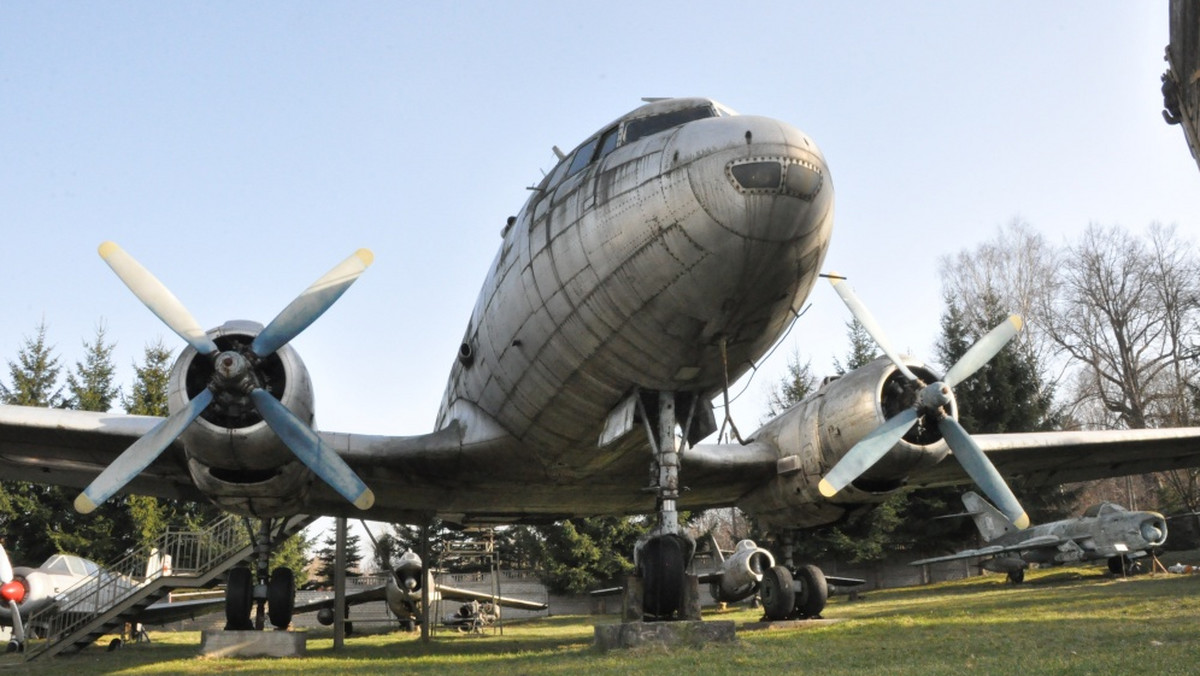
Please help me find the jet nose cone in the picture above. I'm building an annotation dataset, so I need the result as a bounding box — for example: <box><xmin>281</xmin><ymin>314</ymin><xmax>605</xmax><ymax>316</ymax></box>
<box><xmin>1142</xmin><ymin>519</ymin><xmax>1167</xmax><ymax>545</ymax></box>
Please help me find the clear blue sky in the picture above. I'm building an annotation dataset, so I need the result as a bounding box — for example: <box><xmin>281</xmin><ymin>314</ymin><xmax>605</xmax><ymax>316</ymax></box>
<box><xmin>3</xmin><ymin>2</ymin><xmax>1197</xmax><ymax>442</ymax></box>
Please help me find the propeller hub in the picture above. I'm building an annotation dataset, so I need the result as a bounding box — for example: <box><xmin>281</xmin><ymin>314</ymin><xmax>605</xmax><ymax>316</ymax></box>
<box><xmin>1</xmin><ymin>580</ymin><xmax>25</xmax><ymax>604</ymax></box>
<box><xmin>918</xmin><ymin>381</ymin><xmax>953</xmax><ymax>412</ymax></box>
<box><xmin>213</xmin><ymin>350</ymin><xmax>258</xmax><ymax>393</ymax></box>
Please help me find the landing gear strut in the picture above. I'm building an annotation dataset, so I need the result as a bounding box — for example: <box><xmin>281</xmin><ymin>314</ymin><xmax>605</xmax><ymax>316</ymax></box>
<box><xmin>224</xmin><ymin>517</ymin><xmax>297</xmax><ymax>631</ymax></box>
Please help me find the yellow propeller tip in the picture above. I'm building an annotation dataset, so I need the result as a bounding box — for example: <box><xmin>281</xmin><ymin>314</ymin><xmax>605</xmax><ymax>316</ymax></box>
<box><xmin>354</xmin><ymin>489</ymin><xmax>375</xmax><ymax>510</ymax></box>
<box><xmin>355</xmin><ymin>249</ymin><xmax>374</xmax><ymax>267</ymax></box>
<box><xmin>74</xmin><ymin>493</ymin><xmax>97</xmax><ymax>514</ymax></box>
<box><xmin>1013</xmin><ymin>512</ymin><xmax>1031</xmax><ymax>530</ymax></box>
<box><xmin>818</xmin><ymin>479</ymin><xmax>838</xmax><ymax>498</ymax></box>
<box><xmin>98</xmin><ymin>241</ymin><xmax>119</xmax><ymax>259</ymax></box>
<box><xmin>1009</xmin><ymin>315</ymin><xmax>1024</xmax><ymax>332</ymax></box>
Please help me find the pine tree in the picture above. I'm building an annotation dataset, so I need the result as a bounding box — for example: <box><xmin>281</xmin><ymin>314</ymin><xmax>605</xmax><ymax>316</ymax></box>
<box><xmin>0</xmin><ymin>321</ymin><xmax>63</xmax><ymax>407</ymax></box>
<box><xmin>833</xmin><ymin>318</ymin><xmax>878</xmax><ymax>374</ymax></box>
<box><xmin>65</xmin><ymin>323</ymin><xmax>119</xmax><ymax>412</ymax></box>
<box><xmin>315</xmin><ymin>529</ymin><xmax>364</xmax><ymax>581</ymax></box>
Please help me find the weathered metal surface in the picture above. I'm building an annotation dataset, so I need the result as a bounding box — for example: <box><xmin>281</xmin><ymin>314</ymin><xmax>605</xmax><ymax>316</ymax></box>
<box><xmin>1165</xmin><ymin>0</ymin><xmax>1200</xmax><ymax>173</ymax></box>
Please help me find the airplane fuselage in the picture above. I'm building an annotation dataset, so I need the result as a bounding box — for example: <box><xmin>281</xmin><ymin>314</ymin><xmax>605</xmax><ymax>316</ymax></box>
<box><xmin>436</xmin><ymin>97</ymin><xmax>833</xmax><ymax>480</ymax></box>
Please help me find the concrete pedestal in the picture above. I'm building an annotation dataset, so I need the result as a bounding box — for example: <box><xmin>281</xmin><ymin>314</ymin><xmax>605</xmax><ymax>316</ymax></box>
<box><xmin>199</xmin><ymin>629</ymin><xmax>307</xmax><ymax>658</ymax></box>
<box><xmin>594</xmin><ymin>620</ymin><xmax>735</xmax><ymax>651</ymax></box>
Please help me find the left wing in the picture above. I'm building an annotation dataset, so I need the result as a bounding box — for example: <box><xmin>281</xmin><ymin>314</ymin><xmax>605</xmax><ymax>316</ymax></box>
<box><xmin>909</xmin><ymin>427</ymin><xmax>1200</xmax><ymax>489</ymax></box>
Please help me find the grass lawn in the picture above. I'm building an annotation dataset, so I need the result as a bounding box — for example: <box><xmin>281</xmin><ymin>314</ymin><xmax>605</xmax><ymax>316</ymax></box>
<box><xmin>3</xmin><ymin>565</ymin><xmax>1198</xmax><ymax>675</ymax></box>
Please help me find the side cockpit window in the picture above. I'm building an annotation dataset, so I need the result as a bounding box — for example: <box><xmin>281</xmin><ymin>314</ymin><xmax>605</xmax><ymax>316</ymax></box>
<box><xmin>623</xmin><ymin>105</ymin><xmax>716</xmax><ymax>144</ymax></box>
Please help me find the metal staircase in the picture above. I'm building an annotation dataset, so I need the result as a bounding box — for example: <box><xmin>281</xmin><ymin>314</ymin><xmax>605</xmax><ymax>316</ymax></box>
<box><xmin>24</xmin><ymin>512</ymin><xmax>315</xmax><ymax>660</ymax></box>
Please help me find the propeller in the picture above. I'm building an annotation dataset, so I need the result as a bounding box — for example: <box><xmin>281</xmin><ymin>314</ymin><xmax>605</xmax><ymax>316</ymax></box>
<box><xmin>0</xmin><ymin>544</ymin><xmax>25</xmax><ymax>649</ymax></box>
<box><xmin>76</xmin><ymin>243</ymin><xmax>376</xmax><ymax>514</ymax></box>
<box><xmin>819</xmin><ymin>273</ymin><xmax>1030</xmax><ymax>529</ymax></box>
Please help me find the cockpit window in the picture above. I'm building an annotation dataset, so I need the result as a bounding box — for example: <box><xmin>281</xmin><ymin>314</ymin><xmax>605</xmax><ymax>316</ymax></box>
<box><xmin>565</xmin><ymin>136</ymin><xmax>600</xmax><ymax>179</ymax></box>
<box><xmin>624</xmin><ymin>105</ymin><xmax>716</xmax><ymax>144</ymax></box>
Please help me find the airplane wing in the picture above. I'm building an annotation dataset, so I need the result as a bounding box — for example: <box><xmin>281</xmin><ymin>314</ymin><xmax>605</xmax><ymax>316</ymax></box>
<box><xmin>0</xmin><ymin>406</ymin><xmax>204</xmax><ymax>502</ymax></box>
<box><xmin>434</xmin><ymin>583</ymin><xmax>548</xmax><ymax>611</ymax></box>
<box><xmin>908</xmin><ymin>427</ymin><xmax>1200</xmax><ymax>489</ymax></box>
<box><xmin>290</xmin><ymin>584</ymin><xmax>388</xmax><ymax>616</ymax></box>
<box><xmin>135</xmin><ymin>595</ymin><xmax>227</xmax><ymax>626</ymax></box>
<box><xmin>910</xmin><ymin>535</ymin><xmax>1067</xmax><ymax>566</ymax></box>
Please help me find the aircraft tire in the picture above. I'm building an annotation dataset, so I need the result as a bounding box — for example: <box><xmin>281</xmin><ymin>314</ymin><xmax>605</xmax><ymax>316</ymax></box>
<box><xmin>6</xmin><ymin>639</ymin><xmax>20</xmax><ymax>653</ymax></box>
<box><xmin>268</xmin><ymin>567</ymin><xmax>296</xmax><ymax>629</ymax></box>
<box><xmin>794</xmin><ymin>564</ymin><xmax>828</xmax><ymax>618</ymax></box>
<box><xmin>640</xmin><ymin>534</ymin><xmax>687</xmax><ymax>620</ymax></box>
<box><xmin>1007</xmin><ymin>569</ymin><xmax>1025</xmax><ymax>584</ymax></box>
<box><xmin>1108</xmin><ymin>555</ymin><xmax>1127</xmax><ymax>575</ymax></box>
<box><xmin>224</xmin><ymin>566</ymin><xmax>254</xmax><ymax>630</ymax></box>
<box><xmin>761</xmin><ymin>565</ymin><xmax>795</xmax><ymax>621</ymax></box>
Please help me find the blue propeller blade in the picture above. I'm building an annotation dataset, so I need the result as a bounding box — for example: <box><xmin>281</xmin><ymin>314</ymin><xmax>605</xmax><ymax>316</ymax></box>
<box><xmin>75</xmin><ymin>389</ymin><xmax>214</xmax><ymax>514</ymax></box>
<box><xmin>249</xmin><ymin>389</ymin><xmax>375</xmax><ymax>510</ymax></box>
<box><xmin>938</xmin><ymin>416</ymin><xmax>1029</xmax><ymax>529</ymax></box>
<box><xmin>98</xmin><ymin>242</ymin><xmax>219</xmax><ymax>357</ymax></box>
<box><xmin>251</xmin><ymin>249</ymin><xmax>374</xmax><ymax>358</ymax></box>
<box><xmin>819</xmin><ymin>408</ymin><xmax>918</xmax><ymax>497</ymax></box>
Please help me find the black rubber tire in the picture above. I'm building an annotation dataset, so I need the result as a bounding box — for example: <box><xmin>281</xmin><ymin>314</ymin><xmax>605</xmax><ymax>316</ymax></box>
<box><xmin>1108</xmin><ymin>555</ymin><xmax>1126</xmax><ymax>575</ymax></box>
<box><xmin>794</xmin><ymin>564</ymin><xmax>828</xmax><ymax>618</ymax></box>
<box><xmin>640</xmin><ymin>535</ymin><xmax>687</xmax><ymax>619</ymax></box>
<box><xmin>224</xmin><ymin>567</ymin><xmax>254</xmax><ymax>630</ymax></box>
<box><xmin>267</xmin><ymin>567</ymin><xmax>296</xmax><ymax>629</ymax></box>
<box><xmin>761</xmin><ymin>565</ymin><xmax>795</xmax><ymax>621</ymax></box>
<box><xmin>1007</xmin><ymin>569</ymin><xmax>1025</xmax><ymax>584</ymax></box>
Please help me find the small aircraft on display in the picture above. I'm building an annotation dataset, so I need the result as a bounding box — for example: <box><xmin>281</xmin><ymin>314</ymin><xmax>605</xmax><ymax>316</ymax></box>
<box><xmin>911</xmin><ymin>491</ymin><xmax>1169</xmax><ymax>583</ymax></box>
<box><xmin>0</xmin><ymin>544</ymin><xmax>222</xmax><ymax>652</ymax></box>
<box><xmin>6</xmin><ymin>97</ymin><xmax>1200</xmax><ymax>629</ymax></box>
<box><xmin>293</xmin><ymin>550</ymin><xmax>547</xmax><ymax>633</ymax></box>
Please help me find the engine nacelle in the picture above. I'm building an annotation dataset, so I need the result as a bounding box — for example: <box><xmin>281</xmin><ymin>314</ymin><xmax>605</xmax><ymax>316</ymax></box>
<box><xmin>739</xmin><ymin>357</ymin><xmax>952</xmax><ymax>530</ymax></box>
<box><xmin>709</xmin><ymin>540</ymin><xmax>775</xmax><ymax>604</ymax></box>
<box><xmin>168</xmin><ymin>320</ymin><xmax>318</xmax><ymax>517</ymax></box>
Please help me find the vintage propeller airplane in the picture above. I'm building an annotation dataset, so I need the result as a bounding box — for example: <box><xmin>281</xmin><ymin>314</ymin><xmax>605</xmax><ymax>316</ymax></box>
<box><xmin>4</xmin><ymin>97</ymin><xmax>1200</xmax><ymax>628</ymax></box>
<box><xmin>0</xmin><ymin>543</ymin><xmax>223</xmax><ymax>652</ymax></box>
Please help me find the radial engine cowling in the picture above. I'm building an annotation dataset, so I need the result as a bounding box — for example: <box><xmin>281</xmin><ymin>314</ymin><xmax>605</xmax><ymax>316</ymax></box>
<box><xmin>740</xmin><ymin>357</ymin><xmax>954</xmax><ymax>528</ymax></box>
<box><xmin>709</xmin><ymin>540</ymin><xmax>775</xmax><ymax>604</ymax></box>
<box><xmin>169</xmin><ymin>320</ymin><xmax>317</xmax><ymax>517</ymax></box>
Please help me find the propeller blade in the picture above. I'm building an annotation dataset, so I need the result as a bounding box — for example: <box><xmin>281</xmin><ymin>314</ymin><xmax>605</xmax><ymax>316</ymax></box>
<box><xmin>249</xmin><ymin>389</ymin><xmax>375</xmax><ymax>509</ymax></box>
<box><xmin>7</xmin><ymin>599</ymin><xmax>23</xmax><ymax>645</ymax></box>
<box><xmin>938</xmin><ymin>417</ymin><xmax>1030</xmax><ymax>529</ymax></box>
<box><xmin>828</xmin><ymin>273</ymin><xmax>919</xmax><ymax>382</ymax></box>
<box><xmin>75</xmin><ymin>389</ymin><xmax>215</xmax><ymax>514</ymax></box>
<box><xmin>819</xmin><ymin>408</ymin><xmax>919</xmax><ymax>497</ymax></box>
<box><xmin>98</xmin><ymin>242</ymin><xmax>219</xmax><ymax>356</ymax></box>
<box><xmin>250</xmin><ymin>249</ymin><xmax>374</xmax><ymax>358</ymax></box>
<box><xmin>942</xmin><ymin>315</ymin><xmax>1024</xmax><ymax>388</ymax></box>
<box><xmin>0</xmin><ymin>544</ymin><xmax>11</xmax><ymax>584</ymax></box>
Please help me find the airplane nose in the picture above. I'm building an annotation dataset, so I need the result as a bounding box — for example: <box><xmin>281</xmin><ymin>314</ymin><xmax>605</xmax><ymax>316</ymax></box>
<box><xmin>669</xmin><ymin>114</ymin><xmax>833</xmax><ymax>244</ymax></box>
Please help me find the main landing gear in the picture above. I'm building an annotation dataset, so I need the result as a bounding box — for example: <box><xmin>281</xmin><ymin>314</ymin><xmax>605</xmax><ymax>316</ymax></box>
<box><xmin>224</xmin><ymin>518</ymin><xmax>298</xmax><ymax>631</ymax></box>
<box><xmin>759</xmin><ymin>530</ymin><xmax>829</xmax><ymax>621</ymax></box>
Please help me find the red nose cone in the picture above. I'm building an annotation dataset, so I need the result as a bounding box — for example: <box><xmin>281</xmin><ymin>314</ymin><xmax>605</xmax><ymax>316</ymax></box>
<box><xmin>1</xmin><ymin>580</ymin><xmax>24</xmax><ymax>604</ymax></box>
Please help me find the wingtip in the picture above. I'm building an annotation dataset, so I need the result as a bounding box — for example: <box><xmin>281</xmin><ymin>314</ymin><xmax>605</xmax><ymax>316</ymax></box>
<box><xmin>818</xmin><ymin>478</ymin><xmax>838</xmax><ymax>498</ymax></box>
<box><xmin>74</xmin><ymin>493</ymin><xmax>97</xmax><ymax>515</ymax></box>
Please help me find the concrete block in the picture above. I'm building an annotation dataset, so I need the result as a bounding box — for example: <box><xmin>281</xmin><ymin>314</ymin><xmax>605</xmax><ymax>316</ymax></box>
<box><xmin>199</xmin><ymin>629</ymin><xmax>307</xmax><ymax>658</ymax></box>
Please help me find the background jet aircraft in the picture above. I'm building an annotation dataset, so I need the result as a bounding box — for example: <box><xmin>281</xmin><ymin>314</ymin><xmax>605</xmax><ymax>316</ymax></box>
<box><xmin>5</xmin><ymin>97</ymin><xmax>1200</xmax><ymax>628</ymax></box>
<box><xmin>911</xmin><ymin>491</ymin><xmax>1169</xmax><ymax>584</ymax></box>
<box><xmin>293</xmin><ymin>551</ymin><xmax>547</xmax><ymax>633</ymax></box>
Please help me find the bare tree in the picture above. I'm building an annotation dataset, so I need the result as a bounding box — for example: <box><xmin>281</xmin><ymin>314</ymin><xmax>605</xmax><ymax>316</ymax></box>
<box><xmin>1043</xmin><ymin>223</ymin><xmax>1200</xmax><ymax>431</ymax></box>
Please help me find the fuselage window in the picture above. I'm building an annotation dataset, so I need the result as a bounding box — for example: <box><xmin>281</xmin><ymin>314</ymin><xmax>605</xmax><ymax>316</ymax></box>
<box><xmin>624</xmin><ymin>106</ymin><xmax>716</xmax><ymax>144</ymax></box>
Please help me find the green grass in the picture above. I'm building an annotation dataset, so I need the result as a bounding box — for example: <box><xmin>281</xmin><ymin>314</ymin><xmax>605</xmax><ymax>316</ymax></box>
<box><xmin>4</xmin><ymin>566</ymin><xmax>1199</xmax><ymax>675</ymax></box>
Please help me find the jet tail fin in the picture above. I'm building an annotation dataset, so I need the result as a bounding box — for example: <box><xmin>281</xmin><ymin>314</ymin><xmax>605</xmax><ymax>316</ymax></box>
<box><xmin>962</xmin><ymin>491</ymin><xmax>1019</xmax><ymax>542</ymax></box>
